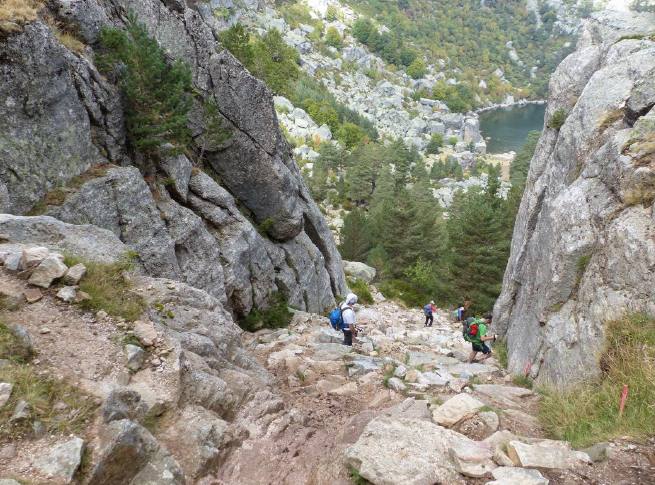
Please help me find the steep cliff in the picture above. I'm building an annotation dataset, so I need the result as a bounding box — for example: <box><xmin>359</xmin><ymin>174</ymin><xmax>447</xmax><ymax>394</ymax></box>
<box><xmin>494</xmin><ymin>9</ymin><xmax>655</xmax><ymax>386</ymax></box>
<box><xmin>0</xmin><ymin>0</ymin><xmax>347</xmax><ymax>315</ymax></box>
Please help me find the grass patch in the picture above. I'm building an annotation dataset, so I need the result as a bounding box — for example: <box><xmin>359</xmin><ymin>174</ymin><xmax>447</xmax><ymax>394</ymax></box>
<box><xmin>512</xmin><ymin>374</ymin><xmax>534</xmax><ymax>389</ymax></box>
<box><xmin>65</xmin><ymin>253</ymin><xmax>146</xmax><ymax>321</ymax></box>
<box><xmin>0</xmin><ymin>364</ymin><xmax>97</xmax><ymax>440</ymax></box>
<box><xmin>378</xmin><ymin>279</ymin><xmax>430</xmax><ymax>308</ymax></box>
<box><xmin>0</xmin><ymin>0</ymin><xmax>42</xmax><ymax>33</ymax></box>
<box><xmin>0</xmin><ymin>321</ymin><xmax>31</xmax><ymax>363</ymax></box>
<box><xmin>349</xmin><ymin>466</ymin><xmax>370</xmax><ymax>485</ymax></box>
<box><xmin>238</xmin><ymin>292</ymin><xmax>293</xmax><ymax>332</ymax></box>
<box><xmin>575</xmin><ymin>254</ymin><xmax>591</xmax><ymax>288</ymax></box>
<box><xmin>494</xmin><ymin>339</ymin><xmax>508</xmax><ymax>369</ymax></box>
<box><xmin>547</xmin><ymin>108</ymin><xmax>568</xmax><ymax>130</ymax></box>
<box><xmin>347</xmin><ymin>277</ymin><xmax>373</xmax><ymax>305</ymax></box>
<box><xmin>538</xmin><ymin>313</ymin><xmax>655</xmax><ymax>447</ymax></box>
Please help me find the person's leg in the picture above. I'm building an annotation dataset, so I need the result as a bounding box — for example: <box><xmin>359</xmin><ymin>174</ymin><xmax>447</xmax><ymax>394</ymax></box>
<box><xmin>480</xmin><ymin>343</ymin><xmax>492</xmax><ymax>360</ymax></box>
<box><xmin>343</xmin><ymin>330</ymin><xmax>353</xmax><ymax>346</ymax></box>
<box><xmin>468</xmin><ymin>344</ymin><xmax>478</xmax><ymax>363</ymax></box>
<box><xmin>424</xmin><ymin>315</ymin><xmax>429</xmax><ymax>326</ymax></box>
<box><xmin>428</xmin><ymin>315</ymin><xmax>433</xmax><ymax>327</ymax></box>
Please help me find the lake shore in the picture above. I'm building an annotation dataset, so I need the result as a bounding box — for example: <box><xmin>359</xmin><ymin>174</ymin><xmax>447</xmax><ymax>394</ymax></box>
<box><xmin>475</xmin><ymin>98</ymin><xmax>547</xmax><ymax>114</ymax></box>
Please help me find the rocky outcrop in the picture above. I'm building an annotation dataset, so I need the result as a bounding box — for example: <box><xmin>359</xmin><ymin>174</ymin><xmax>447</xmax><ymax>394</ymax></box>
<box><xmin>494</xmin><ymin>10</ymin><xmax>655</xmax><ymax>386</ymax></box>
<box><xmin>0</xmin><ymin>0</ymin><xmax>346</xmax><ymax>314</ymax></box>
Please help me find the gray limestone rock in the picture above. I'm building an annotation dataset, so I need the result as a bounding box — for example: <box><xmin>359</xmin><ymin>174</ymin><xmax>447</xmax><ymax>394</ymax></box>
<box><xmin>126</xmin><ymin>344</ymin><xmax>146</xmax><ymax>372</ymax></box>
<box><xmin>494</xmin><ymin>10</ymin><xmax>655</xmax><ymax>387</ymax></box>
<box><xmin>102</xmin><ymin>388</ymin><xmax>148</xmax><ymax>424</ymax></box>
<box><xmin>28</xmin><ymin>255</ymin><xmax>68</xmax><ymax>288</ymax></box>
<box><xmin>88</xmin><ymin>419</ymin><xmax>183</xmax><ymax>484</ymax></box>
<box><xmin>0</xmin><ymin>22</ymin><xmax>124</xmax><ymax>215</ymax></box>
<box><xmin>33</xmin><ymin>436</ymin><xmax>84</xmax><ymax>483</ymax></box>
<box><xmin>0</xmin><ymin>214</ymin><xmax>128</xmax><ymax>264</ymax></box>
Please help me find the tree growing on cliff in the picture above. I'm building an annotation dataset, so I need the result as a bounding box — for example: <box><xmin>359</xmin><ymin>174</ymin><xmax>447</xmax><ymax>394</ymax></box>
<box><xmin>97</xmin><ymin>14</ymin><xmax>192</xmax><ymax>158</ymax></box>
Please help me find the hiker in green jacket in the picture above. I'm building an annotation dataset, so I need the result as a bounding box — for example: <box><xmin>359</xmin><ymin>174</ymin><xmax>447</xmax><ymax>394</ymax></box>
<box><xmin>467</xmin><ymin>313</ymin><xmax>496</xmax><ymax>363</ymax></box>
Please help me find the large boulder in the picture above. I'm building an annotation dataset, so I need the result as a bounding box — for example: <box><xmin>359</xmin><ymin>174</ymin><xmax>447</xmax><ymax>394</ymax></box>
<box><xmin>345</xmin><ymin>416</ymin><xmax>495</xmax><ymax>485</ymax></box>
<box><xmin>494</xmin><ymin>9</ymin><xmax>655</xmax><ymax>386</ymax></box>
<box><xmin>88</xmin><ymin>419</ymin><xmax>184</xmax><ymax>484</ymax></box>
<box><xmin>343</xmin><ymin>261</ymin><xmax>376</xmax><ymax>283</ymax></box>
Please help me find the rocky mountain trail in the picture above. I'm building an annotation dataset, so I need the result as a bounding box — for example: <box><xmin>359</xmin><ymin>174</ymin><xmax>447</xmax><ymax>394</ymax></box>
<box><xmin>0</xmin><ymin>232</ymin><xmax>653</xmax><ymax>484</ymax></box>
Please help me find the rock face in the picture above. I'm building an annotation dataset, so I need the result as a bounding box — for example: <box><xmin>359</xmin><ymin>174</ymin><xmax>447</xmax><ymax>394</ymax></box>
<box><xmin>0</xmin><ymin>0</ymin><xmax>346</xmax><ymax>315</ymax></box>
<box><xmin>494</xmin><ymin>9</ymin><xmax>655</xmax><ymax>386</ymax></box>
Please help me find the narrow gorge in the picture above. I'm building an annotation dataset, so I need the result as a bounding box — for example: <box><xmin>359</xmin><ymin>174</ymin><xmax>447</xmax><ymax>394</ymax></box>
<box><xmin>0</xmin><ymin>1</ymin><xmax>653</xmax><ymax>484</ymax></box>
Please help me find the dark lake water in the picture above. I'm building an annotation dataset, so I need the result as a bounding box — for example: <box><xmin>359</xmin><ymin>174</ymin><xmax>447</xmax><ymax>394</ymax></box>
<box><xmin>479</xmin><ymin>103</ymin><xmax>546</xmax><ymax>154</ymax></box>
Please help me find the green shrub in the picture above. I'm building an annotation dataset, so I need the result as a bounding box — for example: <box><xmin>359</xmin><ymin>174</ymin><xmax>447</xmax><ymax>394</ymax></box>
<box><xmin>347</xmin><ymin>278</ymin><xmax>374</xmax><ymax>305</ymax></box>
<box><xmin>426</xmin><ymin>133</ymin><xmax>444</xmax><ymax>155</ymax></box>
<box><xmin>547</xmin><ymin>108</ymin><xmax>568</xmax><ymax>130</ymax></box>
<box><xmin>512</xmin><ymin>374</ymin><xmax>533</xmax><ymax>389</ymax></box>
<box><xmin>65</xmin><ymin>254</ymin><xmax>146</xmax><ymax>321</ymax></box>
<box><xmin>0</xmin><ymin>364</ymin><xmax>97</xmax><ymax>440</ymax></box>
<box><xmin>325</xmin><ymin>26</ymin><xmax>343</xmax><ymax>48</ymax></box>
<box><xmin>219</xmin><ymin>23</ymin><xmax>254</xmax><ymax>66</ymax></box>
<box><xmin>538</xmin><ymin>313</ymin><xmax>655</xmax><ymax>447</ymax></box>
<box><xmin>448</xmin><ymin>136</ymin><xmax>459</xmax><ymax>146</ymax></box>
<box><xmin>406</xmin><ymin>57</ymin><xmax>427</xmax><ymax>79</ymax></box>
<box><xmin>378</xmin><ymin>279</ymin><xmax>430</xmax><ymax>308</ymax></box>
<box><xmin>336</xmin><ymin>122</ymin><xmax>368</xmax><ymax>148</ymax></box>
<box><xmin>239</xmin><ymin>292</ymin><xmax>293</xmax><ymax>332</ymax></box>
<box><xmin>97</xmin><ymin>13</ymin><xmax>193</xmax><ymax>158</ymax></box>
<box><xmin>494</xmin><ymin>339</ymin><xmax>508</xmax><ymax>368</ymax></box>
<box><xmin>352</xmin><ymin>18</ymin><xmax>373</xmax><ymax>44</ymax></box>
<box><xmin>325</xmin><ymin>4</ymin><xmax>339</xmax><ymax>21</ymax></box>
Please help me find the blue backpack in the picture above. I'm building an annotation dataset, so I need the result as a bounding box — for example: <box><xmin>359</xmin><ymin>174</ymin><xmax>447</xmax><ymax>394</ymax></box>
<box><xmin>423</xmin><ymin>304</ymin><xmax>432</xmax><ymax>316</ymax></box>
<box><xmin>329</xmin><ymin>307</ymin><xmax>344</xmax><ymax>330</ymax></box>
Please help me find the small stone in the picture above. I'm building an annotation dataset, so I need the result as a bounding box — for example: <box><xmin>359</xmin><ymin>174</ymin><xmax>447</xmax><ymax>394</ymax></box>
<box><xmin>53</xmin><ymin>401</ymin><xmax>69</xmax><ymax>412</ymax></box>
<box><xmin>56</xmin><ymin>286</ymin><xmax>77</xmax><ymax>303</ymax></box>
<box><xmin>328</xmin><ymin>382</ymin><xmax>358</xmax><ymax>396</ymax></box>
<box><xmin>581</xmin><ymin>442</ymin><xmax>611</xmax><ymax>462</ymax></box>
<box><xmin>133</xmin><ymin>320</ymin><xmax>157</xmax><ymax>347</ymax></box>
<box><xmin>32</xmin><ymin>420</ymin><xmax>47</xmax><ymax>437</ymax></box>
<box><xmin>75</xmin><ymin>290</ymin><xmax>91</xmax><ymax>302</ymax></box>
<box><xmin>0</xmin><ymin>287</ymin><xmax>24</xmax><ymax>309</ymax></box>
<box><xmin>10</xmin><ymin>399</ymin><xmax>30</xmax><ymax>422</ymax></box>
<box><xmin>432</xmin><ymin>393</ymin><xmax>485</xmax><ymax>427</ymax></box>
<box><xmin>0</xmin><ymin>382</ymin><xmax>13</xmax><ymax>409</ymax></box>
<box><xmin>487</xmin><ymin>466</ymin><xmax>549</xmax><ymax>485</ymax></box>
<box><xmin>507</xmin><ymin>440</ymin><xmax>591</xmax><ymax>469</ymax></box>
<box><xmin>21</xmin><ymin>246</ymin><xmax>50</xmax><ymax>269</ymax></box>
<box><xmin>39</xmin><ymin>327</ymin><xmax>52</xmax><ymax>334</ymax></box>
<box><xmin>23</xmin><ymin>287</ymin><xmax>43</xmax><ymax>303</ymax></box>
<box><xmin>28</xmin><ymin>255</ymin><xmax>68</xmax><ymax>288</ymax></box>
<box><xmin>387</xmin><ymin>377</ymin><xmax>407</xmax><ymax>392</ymax></box>
<box><xmin>393</xmin><ymin>364</ymin><xmax>407</xmax><ymax>378</ymax></box>
<box><xmin>4</xmin><ymin>252</ymin><xmax>22</xmax><ymax>271</ymax></box>
<box><xmin>96</xmin><ymin>310</ymin><xmax>108</xmax><ymax>319</ymax></box>
<box><xmin>62</xmin><ymin>263</ymin><xmax>86</xmax><ymax>285</ymax></box>
<box><xmin>0</xmin><ymin>443</ymin><xmax>17</xmax><ymax>460</ymax></box>
<box><xmin>34</xmin><ymin>436</ymin><xmax>85</xmax><ymax>483</ymax></box>
<box><xmin>125</xmin><ymin>344</ymin><xmax>145</xmax><ymax>372</ymax></box>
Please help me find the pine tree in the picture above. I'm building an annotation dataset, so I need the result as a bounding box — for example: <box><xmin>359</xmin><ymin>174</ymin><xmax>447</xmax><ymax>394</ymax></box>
<box><xmin>446</xmin><ymin>189</ymin><xmax>510</xmax><ymax>314</ymax></box>
<box><xmin>97</xmin><ymin>14</ymin><xmax>193</xmax><ymax>158</ymax></box>
<box><xmin>338</xmin><ymin>208</ymin><xmax>371</xmax><ymax>262</ymax></box>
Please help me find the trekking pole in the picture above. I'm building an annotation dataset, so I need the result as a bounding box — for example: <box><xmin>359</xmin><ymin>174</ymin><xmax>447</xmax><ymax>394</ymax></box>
<box><xmin>618</xmin><ymin>384</ymin><xmax>629</xmax><ymax>418</ymax></box>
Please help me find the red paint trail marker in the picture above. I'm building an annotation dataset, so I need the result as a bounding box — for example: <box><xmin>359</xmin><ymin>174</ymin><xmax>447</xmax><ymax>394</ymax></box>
<box><xmin>523</xmin><ymin>361</ymin><xmax>532</xmax><ymax>378</ymax></box>
<box><xmin>619</xmin><ymin>384</ymin><xmax>629</xmax><ymax>418</ymax></box>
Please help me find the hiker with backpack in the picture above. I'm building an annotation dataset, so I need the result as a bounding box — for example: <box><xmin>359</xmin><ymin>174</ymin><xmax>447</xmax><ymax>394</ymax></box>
<box><xmin>423</xmin><ymin>300</ymin><xmax>436</xmax><ymax>327</ymax></box>
<box><xmin>464</xmin><ymin>313</ymin><xmax>497</xmax><ymax>363</ymax></box>
<box><xmin>329</xmin><ymin>293</ymin><xmax>358</xmax><ymax>346</ymax></box>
